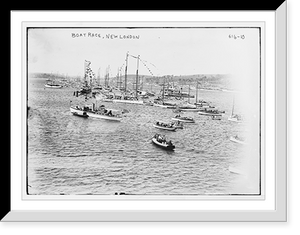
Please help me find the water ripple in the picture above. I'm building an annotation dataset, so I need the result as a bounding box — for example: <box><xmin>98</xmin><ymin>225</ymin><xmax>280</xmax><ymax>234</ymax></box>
<box><xmin>27</xmin><ymin>77</ymin><xmax>255</xmax><ymax>195</ymax></box>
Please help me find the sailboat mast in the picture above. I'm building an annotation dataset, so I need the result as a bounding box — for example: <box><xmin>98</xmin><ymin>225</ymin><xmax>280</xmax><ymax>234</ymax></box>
<box><xmin>231</xmin><ymin>97</ymin><xmax>235</xmax><ymax>116</ymax></box>
<box><xmin>97</xmin><ymin>67</ymin><xmax>101</xmax><ymax>86</ymax></box>
<box><xmin>117</xmin><ymin>67</ymin><xmax>119</xmax><ymax>88</ymax></box>
<box><xmin>124</xmin><ymin>51</ymin><xmax>129</xmax><ymax>92</ymax></box>
<box><xmin>136</xmin><ymin>55</ymin><xmax>140</xmax><ymax>98</ymax></box>
<box><xmin>141</xmin><ymin>76</ymin><xmax>143</xmax><ymax>90</ymax></box>
<box><xmin>107</xmin><ymin>66</ymin><xmax>110</xmax><ymax>87</ymax></box>
<box><xmin>104</xmin><ymin>68</ymin><xmax>107</xmax><ymax>87</ymax></box>
<box><xmin>120</xmin><ymin>71</ymin><xmax>123</xmax><ymax>90</ymax></box>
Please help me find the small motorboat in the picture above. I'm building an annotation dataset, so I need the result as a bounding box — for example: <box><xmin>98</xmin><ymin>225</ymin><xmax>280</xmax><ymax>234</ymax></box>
<box><xmin>45</xmin><ymin>83</ymin><xmax>63</xmax><ymax>89</ymax></box>
<box><xmin>153</xmin><ymin>102</ymin><xmax>176</xmax><ymax>109</ymax></box>
<box><xmin>152</xmin><ymin>134</ymin><xmax>175</xmax><ymax>151</ymax></box>
<box><xmin>171</xmin><ymin>115</ymin><xmax>195</xmax><ymax>123</ymax></box>
<box><xmin>194</xmin><ymin>102</ymin><xmax>210</xmax><ymax>108</ymax></box>
<box><xmin>72</xmin><ymin>111</ymin><xmax>88</xmax><ymax>118</ymax></box>
<box><xmin>153</xmin><ymin>99</ymin><xmax>177</xmax><ymax>109</ymax></box>
<box><xmin>177</xmin><ymin>102</ymin><xmax>203</xmax><ymax>112</ymax></box>
<box><xmin>198</xmin><ymin>109</ymin><xmax>222</xmax><ymax>116</ymax></box>
<box><xmin>178</xmin><ymin>107</ymin><xmax>203</xmax><ymax>112</ymax></box>
<box><xmin>211</xmin><ymin>115</ymin><xmax>222</xmax><ymax>120</ymax></box>
<box><xmin>153</xmin><ymin>121</ymin><xmax>176</xmax><ymax>131</ymax></box>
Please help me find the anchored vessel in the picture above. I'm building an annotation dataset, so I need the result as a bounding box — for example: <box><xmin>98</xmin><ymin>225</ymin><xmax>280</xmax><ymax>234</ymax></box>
<box><xmin>103</xmin><ymin>95</ymin><xmax>144</xmax><ymax>105</ymax></box>
<box><xmin>45</xmin><ymin>77</ymin><xmax>63</xmax><ymax>89</ymax></box>
<box><xmin>71</xmin><ymin>109</ymin><xmax>89</xmax><ymax>118</ymax></box>
<box><xmin>211</xmin><ymin>115</ymin><xmax>222</xmax><ymax>120</ymax></box>
<box><xmin>153</xmin><ymin>99</ymin><xmax>177</xmax><ymax>109</ymax></box>
<box><xmin>45</xmin><ymin>83</ymin><xmax>63</xmax><ymax>88</ymax></box>
<box><xmin>102</xmin><ymin>52</ymin><xmax>144</xmax><ymax>105</ymax></box>
<box><xmin>228</xmin><ymin>97</ymin><xmax>242</xmax><ymax>123</ymax></box>
<box><xmin>172</xmin><ymin>115</ymin><xmax>195</xmax><ymax>123</ymax></box>
<box><xmin>198</xmin><ymin>108</ymin><xmax>223</xmax><ymax>116</ymax></box>
<box><xmin>178</xmin><ymin>106</ymin><xmax>203</xmax><ymax>112</ymax></box>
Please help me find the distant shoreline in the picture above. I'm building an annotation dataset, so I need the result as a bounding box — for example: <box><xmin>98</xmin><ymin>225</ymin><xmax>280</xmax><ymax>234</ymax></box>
<box><xmin>29</xmin><ymin>72</ymin><xmax>237</xmax><ymax>92</ymax></box>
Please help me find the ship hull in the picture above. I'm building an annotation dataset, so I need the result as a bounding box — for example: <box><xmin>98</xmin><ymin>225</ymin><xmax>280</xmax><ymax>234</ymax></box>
<box><xmin>70</xmin><ymin>107</ymin><xmax>121</xmax><ymax>121</ymax></box>
<box><xmin>198</xmin><ymin>111</ymin><xmax>222</xmax><ymax>116</ymax></box>
<box><xmin>153</xmin><ymin>124</ymin><xmax>176</xmax><ymax>131</ymax></box>
<box><xmin>45</xmin><ymin>84</ymin><xmax>62</xmax><ymax>89</ymax></box>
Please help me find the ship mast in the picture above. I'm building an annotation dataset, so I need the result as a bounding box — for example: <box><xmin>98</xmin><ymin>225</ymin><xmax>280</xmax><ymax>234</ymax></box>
<box><xmin>105</xmin><ymin>66</ymin><xmax>110</xmax><ymax>88</ymax></box>
<box><xmin>136</xmin><ymin>55</ymin><xmax>140</xmax><ymax>98</ymax></box>
<box><xmin>124</xmin><ymin>51</ymin><xmax>129</xmax><ymax>92</ymax></box>
<box><xmin>108</xmin><ymin>67</ymin><xmax>110</xmax><ymax>87</ymax></box>
<box><xmin>83</xmin><ymin>61</ymin><xmax>87</xmax><ymax>82</ymax></box>
<box><xmin>116</xmin><ymin>67</ymin><xmax>120</xmax><ymax>89</ymax></box>
<box><xmin>231</xmin><ymin>97</ymin><xmax>235</xmax><ymax>116</ymax></box>
<box><xmin>97</xmin><ymin>67</ymin><xmax>101</xmax><ymax>86</ymax></box>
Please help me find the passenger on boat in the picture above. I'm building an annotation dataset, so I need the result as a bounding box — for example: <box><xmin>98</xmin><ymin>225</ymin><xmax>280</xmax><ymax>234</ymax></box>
<box><xmin>157</xmin><ymin>135</ymin><xmax>163</xmax><ymax>143</ymax></box>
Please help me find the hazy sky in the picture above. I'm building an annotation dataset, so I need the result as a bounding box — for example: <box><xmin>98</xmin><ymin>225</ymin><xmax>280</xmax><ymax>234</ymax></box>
<box><xmin>28</xmin><ymin>27</ymin><xmax>260</xmax><ymax>78</ymax></box>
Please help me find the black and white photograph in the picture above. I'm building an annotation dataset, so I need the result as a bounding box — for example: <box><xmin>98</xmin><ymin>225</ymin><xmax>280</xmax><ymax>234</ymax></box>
<box><xmin>26</xmin><ymin>25</ymin><xmax>262</xmax><ymax>196</ymax></box>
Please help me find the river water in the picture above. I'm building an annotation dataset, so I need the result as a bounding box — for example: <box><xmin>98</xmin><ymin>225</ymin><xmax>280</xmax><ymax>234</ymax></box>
<box><xmin>27</xmin><ymin>77</ymin><xmax>260</xmax><ymax>196</ymax></box>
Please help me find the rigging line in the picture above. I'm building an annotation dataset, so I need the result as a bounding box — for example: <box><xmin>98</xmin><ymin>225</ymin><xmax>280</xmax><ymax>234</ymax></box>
<box><xmin>140</xmin><ymin>58</ymin><xmax>157</xmax><ymax>68</ymax></box>
<box><xmin>119</xmin><ymin>62</ymin><xmax>125</xmax><ymax>71</ymax></box>
<box><xmin>128</xmin><ymin>54</ymin><xmax>138</xmax><ymax>59</ymax></box>
<box><xmin>127</xmin><ymin>54</ymin><xmax>158</xmax><ymax>76</ymax></box>
<box><xmin>128</xmin><ymin>54</ymin><xmax>152</xmax><ymax>74</ymax></box>
<box><xmin>129</xmin><ymin>54</ymin><xmax>157</xmax><ymax>69</ymax></box>
<box><xmin>140</xmin><ymin>60</ymin><xmax>154</xmax><ymax>76</ymax></box>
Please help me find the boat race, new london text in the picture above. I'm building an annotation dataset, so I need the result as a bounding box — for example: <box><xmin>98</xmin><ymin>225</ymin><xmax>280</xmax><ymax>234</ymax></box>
<box><xmin>71</xmin><ymin>32</ymin><xmax>140</xmax><ymax>40</ymax></box>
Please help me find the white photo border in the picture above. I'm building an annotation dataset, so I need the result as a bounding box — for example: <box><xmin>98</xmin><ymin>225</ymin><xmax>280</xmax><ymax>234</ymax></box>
<box><xmin>6</xmin><ymin>5</ymin><xmax>286</xmax><ymax>221</ymax></box>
